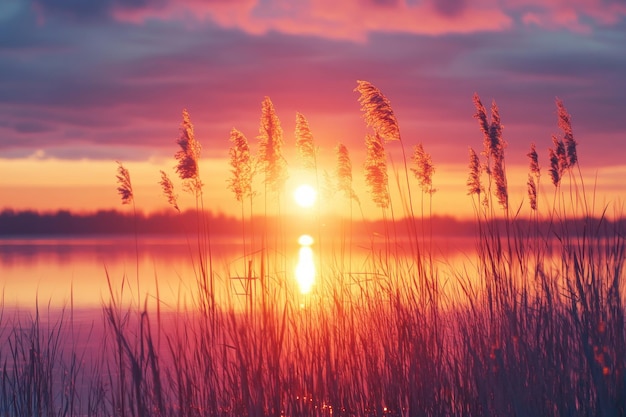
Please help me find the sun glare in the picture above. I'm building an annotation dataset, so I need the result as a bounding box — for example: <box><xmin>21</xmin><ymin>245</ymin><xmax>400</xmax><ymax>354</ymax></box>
<box><xmin>298</xmin><ymin>234</ymin><xmax>314</xmax><ymax>246</ymax></box>
<box><xmin>295</xmin><ymin>234</ymin><xmax>315</xmax><ymax>294</ymax></box>
<box><xmin>293</xmin><ymin>184</ymin><xmax>317</xmax><ymax>208</ymax></box>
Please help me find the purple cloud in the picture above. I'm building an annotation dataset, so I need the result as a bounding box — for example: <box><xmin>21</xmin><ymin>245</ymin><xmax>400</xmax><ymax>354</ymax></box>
<box><xmin>0</xmin><ymin>0</ymin><xmax>624</xmax><ymax>172</ymax></box>
<box><xmin>432</xmin><ymin>0</ymin><xmax>468</xmax><ymax>18</ymax></box>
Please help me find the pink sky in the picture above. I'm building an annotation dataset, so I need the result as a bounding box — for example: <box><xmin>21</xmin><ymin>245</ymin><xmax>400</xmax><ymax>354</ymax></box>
<box><xmin>1</xmin><ymin>0</ymin><xmax>625</xmax><ymax>218</ymax></box>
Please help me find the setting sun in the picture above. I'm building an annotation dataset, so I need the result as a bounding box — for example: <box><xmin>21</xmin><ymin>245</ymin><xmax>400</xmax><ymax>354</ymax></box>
<box><xmin>293</xmin><ymin>184</ymin><xmax>317</xmax><ymax>208</ymax></box>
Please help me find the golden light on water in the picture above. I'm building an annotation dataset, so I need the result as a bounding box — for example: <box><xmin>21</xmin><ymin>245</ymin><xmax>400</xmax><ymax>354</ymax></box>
<box><xmin>293</xmin><ymin>184</ymin><xmax>317</xmax><ymax>208</ymax></box>
<box><xmin>295</xmin><ymin>234</ymin><xmax>315</xmax><ymax>294</ymax></box>
<box><xmin>298</xmin><ymin>234</ymin><xmax>314</xmax><ymax>245</ymax></box>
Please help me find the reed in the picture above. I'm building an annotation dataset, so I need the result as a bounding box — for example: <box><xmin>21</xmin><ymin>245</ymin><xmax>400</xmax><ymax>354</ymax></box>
<box><xmin>364</xmin><ymin>133</ymin><xmax>390</xmax><ymax>210</ymax></box>
<box><xmin>116</xmin><ymin>162</ymin><xmax>134</xmax><ymax>205</ymax></box>
<box><xmin>258</xmin><ymin>96</ymin><xmax>287</xmax><ymax>194</ymax></box>
<box><xmin>295</xmin><ymin>112</ymin><xmax>317</xmax><ymax>171</ymax></box>
<box><xmin>116</xmin><ymin>161</ymin><xmax>141</xmax><ymax>310</ymax></box>
<box><xmin>2</xmin><ymin>87</ymin><xmax>625</xmax><ymax>417</ymax></box>
<box><xmin>334</xmin><ymin>142</ymin><xmax>361</xmax><ymax>276</ymax></box>
<box><xmin>159</xmin><ymin>170</ymin><xmax>180</xmax><ymax>213</ymax></box>
<box><xmin>227</xmin><ymin>127</ymin><xmax>256</xmax><ymax>307</ymax></box>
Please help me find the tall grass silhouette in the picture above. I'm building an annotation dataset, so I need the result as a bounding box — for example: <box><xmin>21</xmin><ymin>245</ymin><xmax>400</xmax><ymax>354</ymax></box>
<box><xmin>1</xmin><ymin>82</ymin><xmax>625</xmax><ymax>417</ymax></box>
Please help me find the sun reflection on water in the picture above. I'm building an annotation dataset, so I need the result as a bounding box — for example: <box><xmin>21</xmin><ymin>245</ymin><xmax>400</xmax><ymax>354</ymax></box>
<box><xmin>295</xmin><ymin>234</ymin><xmax>315</xmax><ymax>294</ymax></box>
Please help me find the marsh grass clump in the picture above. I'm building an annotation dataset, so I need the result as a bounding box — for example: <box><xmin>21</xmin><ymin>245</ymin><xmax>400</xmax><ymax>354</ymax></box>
<box><xmin>0</xmin><ymin>306</ymin><xmax>87</xmax><ymax>417</ymax></box>
<box><xmin>1</xmin><ymin>87</ymin><xmax>625</xmax><ymax>417</ymax></box>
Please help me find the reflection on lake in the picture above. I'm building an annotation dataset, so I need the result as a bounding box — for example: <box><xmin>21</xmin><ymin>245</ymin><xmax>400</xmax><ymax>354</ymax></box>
<box><xmin>295</xmin><ymin>234</ymin><xmax>316</xmax><ymax>294</ymax></box>
<box><xmin>0</xmin><ymin>234</ymin><xmax>477</xmax><ymax>311</ymax></box>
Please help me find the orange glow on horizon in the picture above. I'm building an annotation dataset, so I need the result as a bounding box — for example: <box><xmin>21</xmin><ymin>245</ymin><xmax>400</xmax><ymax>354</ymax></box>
<box><xmin>1</xmin><ymin>155</ymin><xmax>625</xmax><ymax>220</ymax></box>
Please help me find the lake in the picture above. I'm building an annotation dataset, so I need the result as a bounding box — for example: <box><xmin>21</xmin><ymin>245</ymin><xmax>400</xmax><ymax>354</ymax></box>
<box><xmin>0</xmin><ymin>233</ymin><xmax>477</xmax><ymax>312</ymax></box>
<box><xmin>1</xmin><ymin>230</ymin><xmax>622</xmax><ymax>417</ymax></box>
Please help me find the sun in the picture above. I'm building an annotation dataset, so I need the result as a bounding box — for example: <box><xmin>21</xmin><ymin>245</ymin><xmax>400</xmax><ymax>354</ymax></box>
<box><xmin>293</xmin><ymin>184</ymin><xmax>317</xmax><ymax>208</ymax></box>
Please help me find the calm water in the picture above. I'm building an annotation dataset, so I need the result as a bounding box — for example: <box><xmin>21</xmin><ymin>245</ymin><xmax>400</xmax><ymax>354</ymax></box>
<box><xmin>0</xmin><ymin>234</ymin><xmax>476</xmax><ymax>311</ymax></box>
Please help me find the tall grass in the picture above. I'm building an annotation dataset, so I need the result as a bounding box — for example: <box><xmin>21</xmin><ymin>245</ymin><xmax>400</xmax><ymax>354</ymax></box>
<box><xmin>1</xmin><ymin>83</ymin><xmax>624</xmax><ymax>417</ymax></box>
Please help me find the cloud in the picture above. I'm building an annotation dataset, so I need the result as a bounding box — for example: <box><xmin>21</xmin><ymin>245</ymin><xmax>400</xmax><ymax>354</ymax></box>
<box><xmin>30</xmin><ymin>0</ymin><xmax>513</xmax><ymax>39</ymax></box>
<box><xmin>31</xmin><ymin>0</ymin><xmax>169</xmax><ymax>22</ymax></box>
<box><xmin>510</xmin><ymin>0</ymin><xmax>626</xmax><ymax>31</ymax></box>
<box><xmin>33</xmin><ymin>0</ymin><xmax>110</xmax><ymax>20</ymax></box>
<box><xmin>1</xmin><ymin>0</ymin><xmax>625</xmax><ymax>171</ymax></box>
<box><xmin>43</xmin><ymin>0</ymin><xmax>626</xmax><ymax>40</ymax></box>
<box><xmin>432</xmin><ymin>0</ymin><xmax>468</xmax><ymax>18</ymax></box>
<box><xmin>13</xmin><ymin>121</ymin><xmax>54</xmax><ymax>134</ymax></box>
<box><xmin>25</xmin><ymin>0</ymin><xmax>626</xmax><ymax>44</ymax></box>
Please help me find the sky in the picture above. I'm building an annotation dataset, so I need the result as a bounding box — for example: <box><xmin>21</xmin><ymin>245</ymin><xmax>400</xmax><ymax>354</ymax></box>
<box><xmin>1</xmin><ymin>0</ymin><xmax>626</xmax><ymax>219</ymax></box>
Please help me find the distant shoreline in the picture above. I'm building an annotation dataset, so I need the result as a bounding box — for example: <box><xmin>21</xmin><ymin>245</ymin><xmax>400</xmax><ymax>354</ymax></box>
<box><xmin>1</xmin><ymin>209</ymin><xmax>623</xmax><ymax>238</ymax></box>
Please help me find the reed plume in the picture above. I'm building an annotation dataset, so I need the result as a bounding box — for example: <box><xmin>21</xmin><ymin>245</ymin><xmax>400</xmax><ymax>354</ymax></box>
<box><xmin>548</xmin><ymin>147</ymin><xmax>561</xmax><ymax>187</ymax></box>
<box><xmin>335</xmin><ymin>143</ymin><xmax>359</xmax><ymax>203</ymax></box>
<box><xmin>227</xmin><ymin>128</ymin><xmax>253</xmax><ymax>203</ymax></box>
<box><xmin>175</xmin><ymin>109</ymin><xmax>202</xmax><ymax>192</ymax></box>
<box><xmin>556</xmin><ymin>98</ymin><xmax>577</xmax><ymax>167</ymax></box>
<box><xmin>116</xmin><ymin>161</ymin><xmax>133</xmax><ymax>205</ymax></box>
<box><xmin>555</xmin><ymin>135</ymin><xmax>568</xmax><ymax>173</ymax></box>
<box><xmin>549</xmin><ymin>135</ymin><xmax>567</xmax><ymax>187</ymax></box>
<box><xmin>527</xmin><ymin>143</ymin><xmax>540</xmax><ymax>177</ymax></box>
<box><xmin>258</xmin><ymin>96</ymin><xmax>287</xmax><ymax>192</ymax></box>
<box><xmin>364</xmin><ymin>133</ymin><xmax>390</xmax><ymax>208</ymax></box>
<box><xmin>493</xmin><ymin>161</ymin><xmax>508</xmax><ymax>210</ymax></box>
<box><xmin>473</xmin><ymin>94</ymin><xmax>508</xmax><ymax>210</ymax></box>
<box><xmin>295</xmin><ymin>112</ymin><xmax>317</xmax><ymax>170</ymax></box>
<box><xmin>473</xmin><ymin>93</ymin><xmax>490</xmax><ymax>155</ymax></box>
<box><xmin>355</xmin><ymin>80</ymin><xmax>401</xmax><ymax>143</ymax></box>
<box><xmin>527</xmin><ymin>174</ymin><xmax>538</xmax><ymax>211</ymax></box>
<box><xmin>490</xmin><ymin>101</ymin><xmax>508</xmax><ymax>209</ymax></box>
<box><xmin>410</xmin><ymin>143</ymin><xmax>435</xmax><ymax>194</ymax></box>
<box><xmin>527</xmin><ymin>143</ymin><xmax>540</xmax><ymax>211</ymax></box>
<box><xmin>159</xmin><ymin>170</ymin><xmax>180</xmax><ymax>212</ymax></box>
<box><xmin>467</xmin><ymin>147</ymin><xmax>482</xmax><ymax>196</ymax></box>
<box><xmin>488</xmin><ymin>101</ymin><xmax>505</xmax><ymax>160</ymax></box>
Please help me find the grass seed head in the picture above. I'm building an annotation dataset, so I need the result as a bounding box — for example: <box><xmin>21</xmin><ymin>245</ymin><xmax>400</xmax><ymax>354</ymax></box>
<box><xmin>364</xmin><ymin>133</ymin><xmax>390</xmax><ymax>208</ymax></box>
<box><xmin>227</xmin><ymin>128</ymin><xmax>253</xmax><ymax>202</ymax></box>
<box><xmin>355</xmin><ymin>80</ymin><xmax>401</xmax><ymax>143</ymax></box>
<box><xmin>116</xmin><ymin>161</ymin><xmax>134</xmax><ymax>205</ymax></box>
<box><xmin>159</xmin><ymin>170</ymin><xmax>180</xmax><ymax>212</ymax></box>
<box><xmin>295</xmin><ymin>112</ymin><xmax>317</xmax><ymax>170</ymax></box>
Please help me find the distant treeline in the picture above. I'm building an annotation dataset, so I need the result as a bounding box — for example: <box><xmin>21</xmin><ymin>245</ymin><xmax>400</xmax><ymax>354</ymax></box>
<box><xmin>0</xmin><ymin>209</ymin><xmax>240</xmax><ymax>236</ymax></box>
<box><xmin>0</xmin><ymin>209</ymin><xmax>624</xmax><ymax>238</ymax></box>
